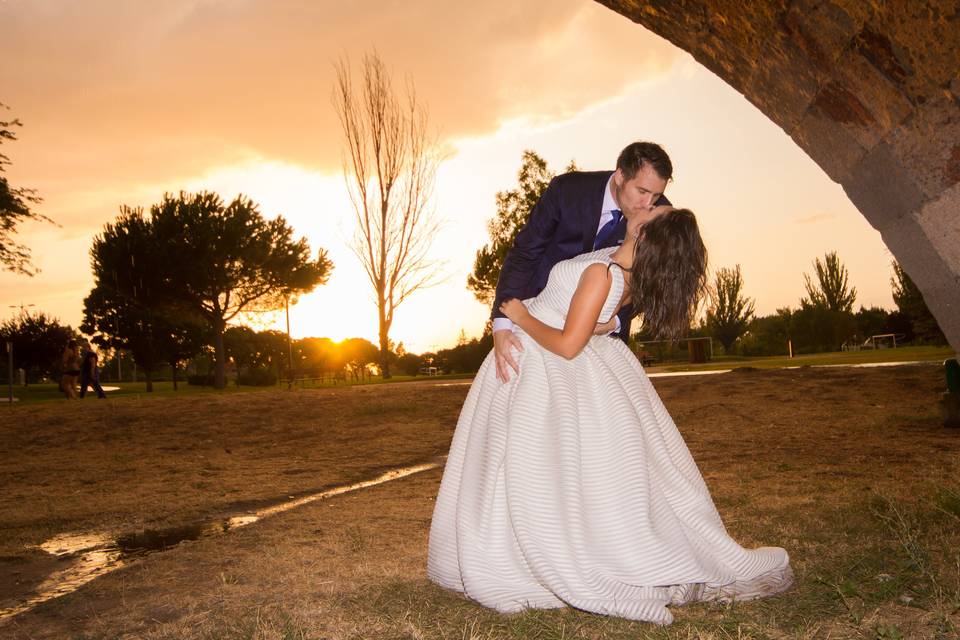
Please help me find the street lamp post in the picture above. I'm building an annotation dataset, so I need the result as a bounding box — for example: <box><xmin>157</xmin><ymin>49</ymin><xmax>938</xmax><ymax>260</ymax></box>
<box><xmin>8</xmin><ymin>302</ymin><xmax>35</xmax><ymax>315</ymax></box>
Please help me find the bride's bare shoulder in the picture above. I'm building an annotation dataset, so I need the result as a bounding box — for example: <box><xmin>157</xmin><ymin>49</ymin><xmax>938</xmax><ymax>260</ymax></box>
<box><xmin>576</xmin><ymin>262</ymin><xmax>615</xmax><ymax>291</ymax></box>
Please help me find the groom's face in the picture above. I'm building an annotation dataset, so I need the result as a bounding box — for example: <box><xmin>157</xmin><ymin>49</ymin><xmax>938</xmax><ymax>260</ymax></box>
<box><xmin>613</xmin><ymin>164</ymin><xmax>668</xmax><ymax>223</ymax></box>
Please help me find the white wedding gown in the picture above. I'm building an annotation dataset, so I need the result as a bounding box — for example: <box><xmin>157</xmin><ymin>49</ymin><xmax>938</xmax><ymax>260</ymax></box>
<box><xmin>427</xmin><ymin>247</ymin><xmax>793</xmax><ymax>625</ymax></box>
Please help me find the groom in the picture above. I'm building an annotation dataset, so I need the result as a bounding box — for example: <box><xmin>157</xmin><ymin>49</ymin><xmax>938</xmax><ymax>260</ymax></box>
<box><xmin>491</xmin><ymin>141</ymin><xmax>673</xmax><ymax>383</ymax></box>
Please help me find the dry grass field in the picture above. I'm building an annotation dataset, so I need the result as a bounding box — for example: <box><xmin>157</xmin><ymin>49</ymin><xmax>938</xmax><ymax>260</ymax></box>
<box><xmin>1</xmin><ymin>365</ymin><xmax>959</xmax><ymax>639</ymax></box>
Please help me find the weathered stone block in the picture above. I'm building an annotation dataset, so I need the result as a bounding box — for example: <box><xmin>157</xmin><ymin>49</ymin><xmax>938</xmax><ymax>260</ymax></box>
<box><xmin>791</xmin><ymin>107</ymin><xmax>868</xmax><ymax>182</ymax></box>
<box><xmin>867</xmin><ymin>0</ymin><xmax>960</xmax><ymax>98</ymax></box>
<box><xmin>844</xmin><ymin>142</ymin><xmax>927</xmax><ymax>230</ymax></box>
<box><xmin>747</xmin><ymin>30</ymin><xmax>822</xmax><ymax>131</ymax></box>
<box><xmin>833</xmin><ymin>51</ymin><xmax>914</xmax><ymax>144</ymax></box>
<box><xmin>915</xmin><ymin>183</ymin><xmax>960</xmax><ymax>277</ymax></box>
<box><xmin>783</xmin><ymin>0</ymin><xmax>871</xmax><ymax>77</ymax></box>
<box><xmin>887</xmin><ymin>95</ymin><xmax>960</xmax><ymax>198</ymax></box>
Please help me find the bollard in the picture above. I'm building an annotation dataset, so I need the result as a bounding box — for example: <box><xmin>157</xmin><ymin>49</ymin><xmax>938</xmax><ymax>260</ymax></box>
<box><xmin>6</xmin><ymin>341</ymin><xmax>12</xmax><ymax>406</ymax></box>
<box><xmin>940</xmin><ymin>358</ymin><xmax>960</xmax><ymax>428</ymax></box>
<box><xmin>946</xmin><ymin>358</ymin><xmax>960</xmax><ymax>393</ymax></box>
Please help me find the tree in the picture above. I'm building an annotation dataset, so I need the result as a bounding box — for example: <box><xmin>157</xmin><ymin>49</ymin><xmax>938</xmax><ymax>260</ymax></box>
<box><xmin>855</xmin><ymin>305</ymin><xmax>892</xmax><ymax>342</ymax></box>
<box><xmin>224</xmin><ymin>326</ymin><xmax>258</xmax><ymax>381</ymax></box>
<box><xmin>151</xmin><ymin>191</ymin><xmax>333</xmax><ymax>389</ymax></box>
<box><xmin>296</xmin><ymin>336</ymin><xmax>338</xmax><ymax>381</ymax></box>
<box><xmin>467</xmin><ymin>151</ymin><xmax>577</xmax><ymax>305</ymax></box>
<box><xmin>467</xmin><ymin>151</ymin><xmax>553</xmax><ymax>305</ymax></box>
<box><xmin>0</xmin><ymin>311</ymin><xmax>76</xmax><ymax>383</ymax></box>
<box><xmin>82</xmin><ymin>207</ymin><xmax>205</xmax><ymax>391</ymax></box>
<box><xmin>794</xmin><ymin>251</ymin><xmax>858</xmax><ymax>352</ymax></box>
<box><xmin>163</xmin><ymin>322</ymin><xmax>207</xmax><ymax>390</ymax></box>
<box><xmin>890</xmin><ymin>260</ymin><xmax>946</xmax><ymax>344</ymax></box>
<box><xmin>437</xmin><ymin>332</ymin><xmax>494</xmax><ymax>374</ymax></box>
<box><xmin>740</xmin><ymin>308</ymin><xmax>793</xmax><ymax>357</ymax></box>
<box><xmin>0</xmin><ymin>104</ymin><xmax>52</xmax><ymax>275</ymax></box>
<box><xmin>339</xmin><ymin>337</ymin><xmax>379</xmax><ymax>381</ymax></box>
<box><xmin>225</xmin><ymin>327</ymin><xmax>290</xmax><ymax>385</ymax></box>
<box><xmin>791</xmin><ymin>303</ymin><xmax>857</xmax><ymax>352</ymax></box>
<box><xmin>705</xmin><ymin>265</ymin><xmax>755</xmax><ymax>354</ymax></box>
<box><xmin>334</xmin><ymin>51</ymin><xmax>443</xmax><ymax>379</ymax></box>
<box><xmin>802</xmin><ymin>251</ymin><xmax>856</xmax><ymax>313</ymax></box>
<box><xmin>396</xmin><ymin>351</ymin><xmax>425</xmax><ymax>376</ymax></box>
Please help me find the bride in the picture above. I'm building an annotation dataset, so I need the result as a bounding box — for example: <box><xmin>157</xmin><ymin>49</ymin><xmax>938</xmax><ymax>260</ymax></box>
<box><xmin>427</xmin><ymin>208</ymin><xmax>793</xmax><ymax>625</ymax></box>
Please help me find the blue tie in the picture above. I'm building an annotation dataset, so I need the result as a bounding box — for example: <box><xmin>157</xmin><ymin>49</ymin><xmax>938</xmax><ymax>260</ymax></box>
<box><xmin>593</xmin><ymin>209</ymin><xmax>622</xmax><ymax>250</ymax></box>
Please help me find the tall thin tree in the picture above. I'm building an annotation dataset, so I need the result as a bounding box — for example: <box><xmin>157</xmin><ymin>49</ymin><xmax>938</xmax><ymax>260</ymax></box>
<box><xmin>705</xmin><ymin>265</ymin><xmax>755</xmax><ymax>353</ymax></box>
<box><xmin>333</xmin><ymin>52</ymin><xmax>443</xmax><ymax>378</ymax></box>
<box><xmin>802</xmin><ymin>251</ymin><xmax>856</xmax><ymax>312</ymax></box>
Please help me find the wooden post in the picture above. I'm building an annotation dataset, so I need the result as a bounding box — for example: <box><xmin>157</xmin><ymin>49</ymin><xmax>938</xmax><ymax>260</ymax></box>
<box><xmin>788</xmin><ymin>340</ymin><xmax>793</xmax><ymax>358</ymax></box>
<box><xmin>6</xmin><ymin>341</ymin><xmax>12</xmax><ymax>405</ymax></box>
<box><xmin>286</xmin><ymin>298</ymin><xmax>293</xmax><ymax>390</ymax></box>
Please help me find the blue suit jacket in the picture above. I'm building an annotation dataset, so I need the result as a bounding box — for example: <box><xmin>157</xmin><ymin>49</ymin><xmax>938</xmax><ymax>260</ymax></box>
<box><xmin>491</xmin><ymin>170</ymin><xmax>669</xmax><ymax>345</ymax></box>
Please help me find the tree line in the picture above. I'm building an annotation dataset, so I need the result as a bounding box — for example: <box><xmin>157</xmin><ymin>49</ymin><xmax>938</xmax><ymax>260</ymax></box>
<box><xmin>700</xmin><ymin>256</ymin><xmax>945</xmax><ymax>357</ymax></box>
<box><xmin>2</xmin><ymin>51</ymin><xmax>445</xmax><ymax>388</ymax></box>
<box><xmin>1</xmin><ymin>85</ymin><xmax>948</xmax><ymax>383</ymax></box>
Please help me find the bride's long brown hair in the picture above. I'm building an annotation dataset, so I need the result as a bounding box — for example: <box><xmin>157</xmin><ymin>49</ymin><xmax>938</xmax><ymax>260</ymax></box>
<box><xmin>627</xmin><ymin>208</ymin><xmax>707</xmax><ymax>340</ymax></box>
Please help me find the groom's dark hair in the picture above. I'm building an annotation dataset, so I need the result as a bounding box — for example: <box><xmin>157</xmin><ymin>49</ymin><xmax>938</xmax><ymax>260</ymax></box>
<box><xmin>617</xmin><ymin>142</ymin><xmax>673</xmax><ymax>182</ymax></box>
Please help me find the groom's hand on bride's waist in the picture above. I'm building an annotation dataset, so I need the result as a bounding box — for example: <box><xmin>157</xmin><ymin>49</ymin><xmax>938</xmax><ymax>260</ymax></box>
<box><xmin>493</xmin><ymin>328</ymin><xmax>523</xmax><ymax>383</ymax></box>
<box><xmin>593</xmin><ymin>317</ymin><xmax>619</xmax><ymax>336</ymax></box>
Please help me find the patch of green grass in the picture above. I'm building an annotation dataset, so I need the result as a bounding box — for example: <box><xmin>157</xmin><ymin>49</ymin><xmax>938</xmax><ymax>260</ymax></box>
<box><xmin>0</xmin><ymin>372</ymin><xmax>475</xmax><ymax>405</ymax></box>
<box><xmin>651</xmin><ymin>345</ymin><xmax>954</xmax><ymax>373</ymax></box>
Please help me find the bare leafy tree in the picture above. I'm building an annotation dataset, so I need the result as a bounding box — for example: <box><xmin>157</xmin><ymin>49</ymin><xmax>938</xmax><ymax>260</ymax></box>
<box><xmin>802</xmin><ymin>251</ymin><xmax>856</xmax><ymax>313</ymax></box>
<box><xmin>705</xmin><ymin>265</ymin><xmax>755</xmax><ymax>353</ymax></box>
<box><xmin>334</xmin><ymin>51</ymin><xmax>443</xmax><ymax>378</ymax></box>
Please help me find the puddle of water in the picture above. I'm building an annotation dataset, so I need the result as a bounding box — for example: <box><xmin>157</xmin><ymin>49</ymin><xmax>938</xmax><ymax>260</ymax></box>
<box><xmin>40</xmin><ymin>532</ymin><xmax>114</xmax><ymax>556</ymax></box>
<box><xmin>647</xmin><ymin>369</ymin><xmax>732</xmax><ymax>378</ymax></box>
<box><xmin>784</xmin><ymin>360</ymin><xmax>936</xmax><ymax>370</ymax></box>
<box><xmin>0</xmin><ymin>460</ymin><xmax>443</xmax><ymax>622</ymax></box>
<box><xmin>817</xmin><ymin>360</ymin><xmax>931</xmax><ymax>369</ymax></box>
<box><xmin>0</xmin><ymin>549</ymin><xmax>125</xmax><ymax>620</ymax></box>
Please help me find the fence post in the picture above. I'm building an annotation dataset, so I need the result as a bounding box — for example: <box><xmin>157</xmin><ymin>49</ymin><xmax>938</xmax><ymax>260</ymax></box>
<box><xmin>6</xmin><ymin>341</ymin><xmax>12</xmax><ymax>406</ymax></box>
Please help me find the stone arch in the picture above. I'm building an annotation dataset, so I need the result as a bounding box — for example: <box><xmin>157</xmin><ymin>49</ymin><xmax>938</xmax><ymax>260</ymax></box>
<box><xmin>597</xmin><ymin>0</ymin><xmax>960</xmax><ymax>351</ymax></box>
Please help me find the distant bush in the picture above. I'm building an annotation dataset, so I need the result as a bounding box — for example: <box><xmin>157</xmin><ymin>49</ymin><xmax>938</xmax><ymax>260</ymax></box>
<box><xmin>187</xmin><ymin>373</ymin><xmax>215</xmax><ymax>386</ymax></box>
<box><xmin>237</xmin><ymin>368</ymin><xmax>277</xmax><ymax>387</ymax></box>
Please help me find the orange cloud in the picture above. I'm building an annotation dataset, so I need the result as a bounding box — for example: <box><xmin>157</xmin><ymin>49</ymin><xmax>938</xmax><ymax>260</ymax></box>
<box><xmin>1</xmin><ymin>0</ymin><xmax>679</xmax><ymax>192</ymax></box>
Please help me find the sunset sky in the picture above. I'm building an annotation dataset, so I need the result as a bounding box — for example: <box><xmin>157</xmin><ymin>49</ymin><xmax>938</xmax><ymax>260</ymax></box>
<box><xmin>1</xmin><ymin>0</ymin><xmax>897</xmax><ymax>353</ymax></box>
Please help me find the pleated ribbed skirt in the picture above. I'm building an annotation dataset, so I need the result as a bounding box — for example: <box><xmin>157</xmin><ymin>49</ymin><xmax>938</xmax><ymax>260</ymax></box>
<box><xmin>427</xmin><ymin>333</ymin><xmax>793</xmax><ymax>625</ymax></box>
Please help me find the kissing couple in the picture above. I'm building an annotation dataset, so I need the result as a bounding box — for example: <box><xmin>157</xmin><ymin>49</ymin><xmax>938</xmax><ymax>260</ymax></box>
<box><xmin>427</xmin><ymin>142</ymin><xmax>794</xmax><ymax>625</ymax></box>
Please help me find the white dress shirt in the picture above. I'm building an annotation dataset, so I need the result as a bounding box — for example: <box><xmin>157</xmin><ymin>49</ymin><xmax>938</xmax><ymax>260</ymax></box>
<box><xmin>494</xmin><ymin>174</ymin><xmax>622</xmax><ymax>335</ymax></box>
